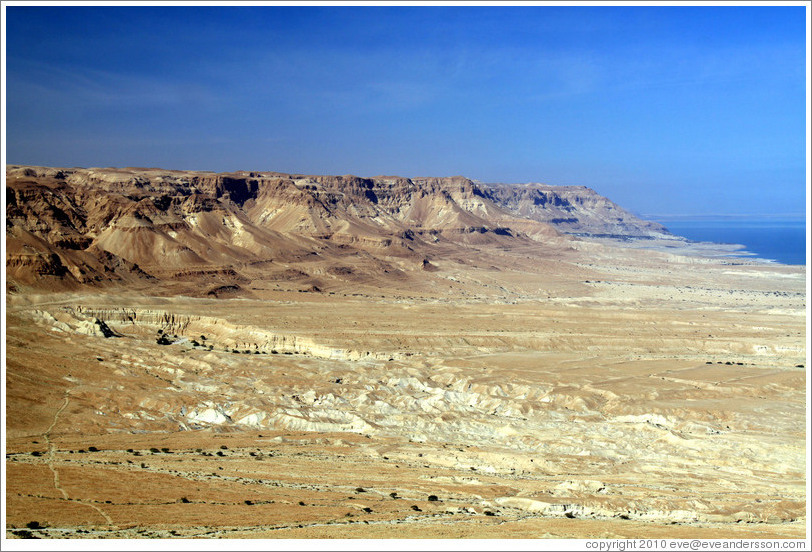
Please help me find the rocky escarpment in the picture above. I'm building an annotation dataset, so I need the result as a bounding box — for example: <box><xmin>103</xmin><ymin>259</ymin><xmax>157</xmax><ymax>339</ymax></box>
<box><xmin>486</xmin><ymin>183</ymin><xmax>671</xmax><ymax>239</ymax></box>
<box><xmin>6</xmin><ymin>165</ymin><xmax>676</xmax><ymax>291</ymax></box>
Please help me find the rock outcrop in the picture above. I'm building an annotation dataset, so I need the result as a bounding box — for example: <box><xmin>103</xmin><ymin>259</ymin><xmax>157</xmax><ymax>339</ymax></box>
<box><xmin>6</xmin><ymin>165</ymin><xmax>674</xmax><ymax>291</ymax></box>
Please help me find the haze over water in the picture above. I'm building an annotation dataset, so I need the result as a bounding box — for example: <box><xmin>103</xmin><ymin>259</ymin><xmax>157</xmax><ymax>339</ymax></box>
<box><xmin>661</xmin><ymin>219</ymin><xmax>807</xmax><ymax>266</ymax></box>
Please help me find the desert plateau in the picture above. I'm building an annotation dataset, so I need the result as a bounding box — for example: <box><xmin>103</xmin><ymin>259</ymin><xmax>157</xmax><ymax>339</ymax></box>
<box><xmin>3</xmin><ymin>165</ymin><xmax>807</xmax><ymax>540</ymax></box>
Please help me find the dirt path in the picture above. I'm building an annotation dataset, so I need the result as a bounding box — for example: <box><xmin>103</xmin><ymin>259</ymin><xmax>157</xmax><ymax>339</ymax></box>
<box><xmin>43</xmin><ymin>392</ymin><xmax>117</xmax><ymax>527</ymax></box>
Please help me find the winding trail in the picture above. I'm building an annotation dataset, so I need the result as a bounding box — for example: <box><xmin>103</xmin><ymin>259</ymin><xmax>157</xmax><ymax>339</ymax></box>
<box><xmin>43</xmin><ymin>392</ymin><xmax>116</xmax><ymax>527</ymax></box>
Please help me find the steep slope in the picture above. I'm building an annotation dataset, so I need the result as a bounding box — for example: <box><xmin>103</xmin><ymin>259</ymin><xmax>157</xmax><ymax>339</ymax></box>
<box><xmin>5</xmin><ymin>165</ymin><xmax>673</xmax><ymax>293</ymax></box>
<box><xmin>486</xmin><ymin>182</ymin><xmax>671</xmax><ymax>238</ymax></box>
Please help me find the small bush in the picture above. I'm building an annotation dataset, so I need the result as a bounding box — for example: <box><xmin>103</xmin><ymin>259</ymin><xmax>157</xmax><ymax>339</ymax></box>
<box><xmin>149</xmin><ymin>448</ymin><xmax>160</xmax><ymax>454</ymax></box>
<box><xmin>428</xmin><ymin>495</ymin><xmax>439</xmax><ymax>502</ymax></box>
<box><xmin>220</xmin><ymin>445</ymin><xmax>228</xmax><ymax>450</ymax></box>
<box><xmin>411</xmin><ymin>505</ymin><xmax>421</xmax><ymax>511</ymax></box>
<box><xmin>161</xmin><ymin>447</ymin><xmax>170</xmax><ymax>453</ymax></box>
<box><xmin>88</xmin><ymin>446</ymin><xmax>98</xmax><ymax>452</ymax></box>
<box><xmin>26</xmin><ymin>521</ymin><xmax>43</xmax><ymax>529</ymax></box>
<box><xmin>355</xmin><ymin>487</ymin><xmax>366</xmax><ymax>493</ymax></box>
<box><xmin>245</xmin><ymin>500</ymin><xmax>253</xmax><ymax>505</ymax></box>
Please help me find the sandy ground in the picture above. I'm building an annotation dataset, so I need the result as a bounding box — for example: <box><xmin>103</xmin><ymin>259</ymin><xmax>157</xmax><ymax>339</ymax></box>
<box><xmin>4</xmin><ymin>237</ymin><xmax>808</xmax><ymax>541</ymax></box>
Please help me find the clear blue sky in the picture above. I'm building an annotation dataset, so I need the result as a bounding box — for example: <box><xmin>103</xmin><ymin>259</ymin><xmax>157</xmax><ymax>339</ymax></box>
<box><xmin>4</xmin><ymin>4</ymin><xmax>808</xmax><ymax>218</ymax></box>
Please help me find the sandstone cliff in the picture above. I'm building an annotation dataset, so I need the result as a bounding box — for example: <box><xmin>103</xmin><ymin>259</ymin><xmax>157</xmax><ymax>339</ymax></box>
<box><xmin>5</xmin><ymin>165</ymin><xmax>672</xmax><ymax>292</ymax></box>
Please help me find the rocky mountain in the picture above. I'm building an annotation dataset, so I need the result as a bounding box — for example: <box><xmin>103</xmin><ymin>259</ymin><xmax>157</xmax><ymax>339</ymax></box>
<box><xmin>5</xmin><ymin>165</ymin><xmax>672</xmax><ymax>293</ymax></box>
<box><xmin>485</xmin><ymin>182</ymin><xmax>670</xmax><ymax>238</ymax></box>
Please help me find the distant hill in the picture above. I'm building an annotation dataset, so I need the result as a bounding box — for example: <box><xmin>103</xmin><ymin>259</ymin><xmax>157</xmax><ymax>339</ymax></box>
<box><xmin>5</xmin><ymin>165</ymin><xmax>672</xmax><ymax>293</ymax></box>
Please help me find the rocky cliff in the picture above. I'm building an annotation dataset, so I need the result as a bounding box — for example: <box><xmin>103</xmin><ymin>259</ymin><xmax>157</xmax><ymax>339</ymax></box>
<box><xmin>5</xmin><ymin>165</ymin><xmax>672</xmax><ymax>292</ymax></box>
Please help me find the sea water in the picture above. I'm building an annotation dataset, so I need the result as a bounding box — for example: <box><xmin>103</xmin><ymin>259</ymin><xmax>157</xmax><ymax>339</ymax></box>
<box><xmin>660</xmin><ymin>220</ymin><xmax>808</xmax><ymax>266</ymax></box>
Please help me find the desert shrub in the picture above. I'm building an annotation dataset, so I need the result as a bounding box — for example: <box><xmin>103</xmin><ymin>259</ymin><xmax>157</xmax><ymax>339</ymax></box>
<box><xmin>161</xmin><ymin>447</ymin><xmax>170</xmax><ymax>453</ymax></box>
<box><xmin>149</xmin><ymin>448</ymin><xmax>160</xmax><ymax>454</ymax></box>
<box><xmin>156</xmin><ymin>335</ymin><xmax>172</xmax><ymax>345</ymax></box>
<box><xmin>88</xmin><ymin>446</ymin><xmax>98</xmax><ymax>452</ymax></box>
<box><xmin>389</xmin><ymin>492</ymin><xmax>398</xmax><ymax>498</ymax></box>
<box><xmin>31</xmin><ymin>451</ymin><xmax>42</xmax><ymax>457</ymax></box>
<box><xmin>126</xmin><ymin>449</ymin><xmax>134</xmax><ymax>453</ymax></box>
<box><xmin>26</xmin><ymin>521</ymin><xmax>43</xmax><ymax>529</ymax></box>
<box><xmin>362</xmin><ymin>507</ymin><xmax>373</xmax><ymax>513</ymax></box>
<box><xmin>411</xmin><ymin>505</ymin><xmax>421</xmax><ymax>511</ymax></box>
<box><xmin>428</xmin><ymin>495</ymin><xmax>439</xmax><ymax>502</ymax></box>
<box><xmin>216</xmin><ymin>451</ymin><xmax>225</xmax><ymax>457</ymax></box>
<box><xmin>220</xmin><ymin>445</ymin><xmax>228</xmax><ymax>450</ymax></box>
<box><xmin>13</xmin><ymin>530</ymin><xmax>36</xmax><ymax>539</ymax></box>
<box><xmin>245</xmin><ymin>500</ymin><xmax>253</xmax><ymax>505</ymax></box>
<box><xmin>180</xmin><ymin>497</ymin><xmax>190</xmax><ymax>503</ymax></box>
<box><xmin>484</xmin><ymin>511</ymin><xmax>496</xmax><ymax>516</ymax></box>
<box><xmin>298</xmin><ymin>501</ymin><xmax>306</xmax><ymax>506</ymax></box>
<box><xmin>355</xmin><ymin>487</ymin><xmax>366</xmax><ymax>493</ymax></box>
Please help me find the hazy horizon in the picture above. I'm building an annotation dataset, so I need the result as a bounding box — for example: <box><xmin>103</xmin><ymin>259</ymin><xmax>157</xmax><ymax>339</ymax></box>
<box><xmin>4</xmin><ymin>3</ymin><xmax>808</xmax><ymax>218</ymax></box>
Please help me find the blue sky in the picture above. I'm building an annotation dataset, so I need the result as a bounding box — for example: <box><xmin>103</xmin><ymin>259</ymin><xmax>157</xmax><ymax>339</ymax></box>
<box><xmin>3</xmin><ymin>4</ymin><xmax>808</xmax><ymax>218</ymax></box>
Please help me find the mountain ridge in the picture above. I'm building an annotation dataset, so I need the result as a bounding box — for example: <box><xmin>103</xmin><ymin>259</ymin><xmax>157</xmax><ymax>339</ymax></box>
<box><xmin>5</xmin><ymin>165</ymin><xmax>674</xmax><ymax>293</ymax></box>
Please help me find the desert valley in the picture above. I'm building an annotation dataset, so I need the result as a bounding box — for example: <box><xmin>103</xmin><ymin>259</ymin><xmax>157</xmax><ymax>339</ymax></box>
<box><xmin>4</xmin><ymin>165</ymin><xmax>807</xmax><ymax>540</ymax></box>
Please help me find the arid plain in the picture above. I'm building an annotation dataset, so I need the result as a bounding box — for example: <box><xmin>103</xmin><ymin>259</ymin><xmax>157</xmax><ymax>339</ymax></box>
<box><xmin>4</xmin><ymin>166</ymin><xmax>808</xmax><ymax>539</ymax></box>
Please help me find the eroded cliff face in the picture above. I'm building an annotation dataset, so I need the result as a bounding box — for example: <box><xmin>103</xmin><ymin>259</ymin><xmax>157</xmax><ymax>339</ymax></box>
<box><xmin>5</xmin><ymin>165</ymin><xmax>672</xmax><ymax>292</ymax></box>
<box><xmin>486</xmin><ymin>183</ymin><xmax>671</xmax><ymax>238</ymax></box>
